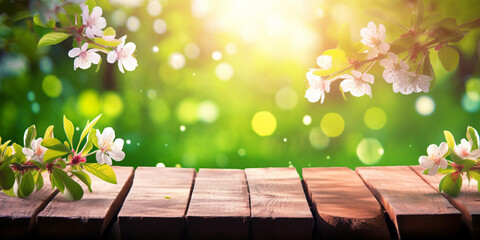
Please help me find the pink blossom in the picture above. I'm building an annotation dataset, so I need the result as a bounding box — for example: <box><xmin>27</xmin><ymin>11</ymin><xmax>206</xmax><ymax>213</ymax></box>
<box><xmin>339</xmin><ymin>70</ymin><xmax>374</xmax><ymax>97</ymax></box>
<box><xmin>68</xmin><ymin>43</ymin><xmax>101</xmax><ymax>70</ymax></box>
<box><xmin>82</xmin><ymin>5</ymin><xmax>106</xmax><ymax>38</ymax></box>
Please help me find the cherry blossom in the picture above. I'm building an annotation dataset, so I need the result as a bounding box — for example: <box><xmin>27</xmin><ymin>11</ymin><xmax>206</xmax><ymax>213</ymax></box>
<box><xmin>401</xmin><ymin>72</ymin><xmax>431</xmax><ymax>95</ymax></box>
<box><xmin>361</xmin><ymin>21</ymin><xmax>390</xmax><ymax>59</ymax></box>
<box><xmin>305</xmin><ymin>70</ymin><xmax>331</xmax><ymax>103</ymax></box>
<box><xmin>107</xmin><ymin>37</ymin><xmax>138</xmax><ymax>73</ymax></box>
<box><xmin>419</xmin><ymin>142</ymin><xmax>449</xmax><ymax>176</ymax></box>
<box><xmin>68</xmin><ymin>43</ymin><xmax>101</xmax><ymax>70</ymax></box>
<box><xmin>22</xmin><ymin>138</ymin><xmax>47</xmax><ymax>163</ymax></box>
<box><xmin>339</xmin><ymin>70</ymin><xmax>374</xmax><ymax>97</ymax></box>
<box><xmin>96</xmin><ymin>127</ymin><xmax>125</xmax><ymax>165</ymax></box>
<box><xmin>82</xmin><ymin>5</ymin><xmax>106</xmax><ymax>38</ymax></box>
<box><xmin>454</xmin><ymin>138</ymin><xmax>480</xmax><ymax>159</ymax></box>
<box><xmin>316</xmin><ymin>55</ymin><xmax>332</xmax><ymax>70</ymax></box>
<box><xmin>380</xmin><ymin>52</ymin><xmax>410</xmax><ymax>93</ymax></box>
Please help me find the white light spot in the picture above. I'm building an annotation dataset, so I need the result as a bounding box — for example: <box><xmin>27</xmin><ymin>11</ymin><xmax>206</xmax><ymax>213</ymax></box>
<box><xmin>110</xmin><ymin>10</ymin><xmax>127</xmax><ymax>26</ymax></box>
<box><xmin>193</xmin><ymin>73</ymin><xmax>196</xmax><ymax>76</ymax></box>
<box><xmin>147</xmin><ymin>1</ymin><xmax>162</xmax><ymax>16</ymax></box>
<box><xmin>153</xmin><ymin>19</ymin><xmax>167</xmax><ymax>34</ymax></box>
<box><xmin>126</xmin><ymin>139</ymin><xmax>131</xmax><ymax>144</ymax></box>
<box><xmin>415</xmin><ymin>96</ymin><xmax>435</xmax><ymax>116</ymax></box>
<box><xmin>238</xmin><ymin>148</ymin><xmax>246</xmax><ymax>156</ymax></box>
<box><xmin>275</xmin><ymin>87</ymin><xmax>298</xmax><ymax>110</ymax></box>
<box><xmin>197</xmin><ymin>100</ymin><xmax>219</xmax><ymax>123</ymax></box>
<box><xmin>75</xmin><ymin>127</ymin><xmax>80</xmax><ymax>131</ymax></box>
<box><xmin>147</xmin><ymin>89</ymin><xmax>157</xmax><ymax>100</ymax></box>
<box><xmin>126</xmin><ymin>16</ymin><xmax>140</xmax><ymax>32</ymax></box>
<box><xmin>225</xmin><ymin>43</ymin><xmax>237</xmax><ymax>55</ymax></box>
<box><xmin>152</xmin><ymin>46</ymin><xmax>159</xmax><ymax>52</ymax></box>
<box><xmin>283</xmin><ymin>138</ymin><xmax>287</xmax><ymax>142</ymax></box>
<box><xmin>169</xmin><ymin>52</ymin><xmax>186</xmax><ymax>70</ymax></box>
<box><xmin>215</xmin><ymin>62</ymin><xmax>234</xmax><ymax>81</ymax></box>
<box><xmin>184</xmin><ymin>43</ymin><xmax>200</xmax><ymax>59</ymax></box>
<box><xmin>156</xmin><ymin>162</ymin><xmax>165</xmax><ymax>167</ymax></box>
<box><xmin>303</xmin><ymin>115</ymin><xmax>312</xmax><ymax>125</ymax></box>
<box><xmin>316</xmin><ymin>8</ymin><xmax>325</xmax><ymax>18</ymax></box>
<box><xmin>212</xmin><ymin>51</ymin><xmax>222</xmax><ymax>61</ymax></box>
<box><xmin>180</xmin><ymin>125</ymin><xmax>186</xmax><ymax>131</ymax></box>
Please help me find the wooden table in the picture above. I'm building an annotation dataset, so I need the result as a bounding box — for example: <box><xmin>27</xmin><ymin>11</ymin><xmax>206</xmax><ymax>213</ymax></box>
<box><xmin>1</xmin><ymin>166</ymin><xmax>478</xmax><ymax>239</ymax></box>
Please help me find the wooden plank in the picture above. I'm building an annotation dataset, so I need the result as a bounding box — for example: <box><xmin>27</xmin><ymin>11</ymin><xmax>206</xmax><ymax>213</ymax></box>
<box><xmin>245</xmin><ymin>168</ymin><xmax>313</xmax><ymax>240</ymax></box>
<box><xmin>36</xmin><ymin>166</ymin><xmax>134</xmax><ymax>238</ymax></box>
<box><xmin>118</xmin><ymin>167</ymin><xmax>196</xmax><ymax>239</ymax></box>
<box><xmin>0</xmin><ymin>172</ymin><xmax>57</xmax><ymax>239</ymax></box>
<box><xmin>356</xmin><ymin>166</ymin><xmax>462</xmax><ymax>239</ymax></box>
<box><xmin>411</xmin><ymin>165</ymin><xmax>480</xmax><ymax>237</ymax></box>
<box><xmin>186</xmin><ymin>169</ymin><xmax>250</xmax><ymax>240</ymax></box>
<box><xmin>303</xmin><ymin>167</ymin><xmax>390</xmax><ymax>240</ymax></box>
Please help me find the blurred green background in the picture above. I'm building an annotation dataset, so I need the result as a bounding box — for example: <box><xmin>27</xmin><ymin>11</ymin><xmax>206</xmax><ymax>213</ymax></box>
<box><xmin>1</xmin><ymin>0</ymin><xmax>479</xmax><ymax>171</ymax></box>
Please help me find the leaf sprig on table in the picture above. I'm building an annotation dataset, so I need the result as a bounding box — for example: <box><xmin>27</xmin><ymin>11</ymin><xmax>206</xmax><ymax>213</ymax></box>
<box><xmin>419</xmin><ymin>126</ymin><xmax>480</xmax><ymax>197</ymax></box>
<box><xmin>305</xmin><ymin>0</ymin><xmax>480</xmax><ymax>103</ymax></box>
<box><xmin>0</xmin><ymin>114</ymin><xmax>125</xmax><ymax>201</ymax></box>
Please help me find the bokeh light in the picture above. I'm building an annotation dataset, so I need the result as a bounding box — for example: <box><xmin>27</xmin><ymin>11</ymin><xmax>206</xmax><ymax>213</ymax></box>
<box><xmin>462</xmin><ymin>93</ymin><xmax>480</xmax><ymax>113</ymax></box>
<box><xmin>215</xmin><ymin>62</ymin><xmax>234</xmax><ymax>81</ymax></box>
<box><xmin>149</xmin><ymin>98</ymin><xmax>170</xmax><ymax>123</ymax></box>
<box><xmin>357</xmin><ymin>138</ymin><xmax>384</xmax><ymax>165</ymax></box>
<box><xmin>302</xmin><ymin>115</ymin><xmax>312</xmax><ymax>125</ymax></box>
<box><xmin>184</xmin><ymin>43</ymin><xmax>200</xmax><ymax>59</ymax></box>
<box><xmin>212</xmin><ymin>51</ymin><xmax>222</xmax><ymax>61</ymax></box>
<box><xmin>225</xmin><ymin>43</ymin><xmax>237</xmax><ymax>55</ymax></box>
<box><xmin>415</xmin><ymin>96</ymin><xmax>435</xmax><ymax>116</ymax></box>
<box><xmin>42</xmin><ymin>75</ymin><xmax>62</xmax><ymax>98</ymax></box>
<box><xmin>275</xmin><ymin>87</ymin><xmax>298</xmax><ymax>110</ymax></box>
<box><xmin>147</xmin><ymin>1</ymin><xmax>162</xmax><ymax>16</ymax></box>
<box><xmin>169</xmin><ymin>52</ymin><xmax>186</xmax><ymax>69</ymax></box>
<box><xmin>321</xmin><ymin>112</ymin><xmax>345</xmax><ymax>137</ymax></box>
<box><xmin>126</xmin><ymin>16</ymin><xmax>141</xmax><ymax>32</ymax></box>
<box><xmin>176</xmin><ymin>99</ymin><xmax>199</xmax><ymax>123</ymax></box>
<box><xmin>153</xmin><ymin>19</ymin><xmax>167</xmax><ymax>34</ymax></box>
<box><xmin>364</xmin><ymin>107</ymin><xmax>387</xmax><ymax>130</ymax></box>
<box><xmin>77</xmin><ymin>90</ymin><xmax>101</xmax><ymax>118</ymax></box>
<box><xmin>251</xmin><ymin>111</ymin><xmax>277</xmax><ymax>136</ymax></box>
<box><xmin>102</xmin><ymin>92</ymin><xmax>124</xmax><ymax>118</ymax></box>
<box><xmin>309</xmin><ymin>127</ymin><xmax>330</xmax><ymax>150</ymax></box>
<box><xmin>197</xmin><ymin>100</ymin><xmax>219</xmax><ymax>123</ymax></box>
<box><xmin>110</xmin><ymin>10</ymin><xmax>127</xmax><ymax>26</ymax></box>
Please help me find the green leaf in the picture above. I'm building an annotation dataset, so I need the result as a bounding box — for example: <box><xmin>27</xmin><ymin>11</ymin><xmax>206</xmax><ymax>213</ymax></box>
<box><xmin>312</xmin><ymin>49</ymin><xmax>348</xmax><ymax>77</ymax></box>
<box><xmin>57</xmin><ymin>160</ymin><xmax>67</xmax><ymax>169</ymax></box>
<box><xmin>85</xmin><ymin>0</ymin><xmax>97</xmax><ymax>11</ymax></box>
<box><xmin>438</xmin><ymin>46</ymin><xmax>459</xmax><ymax>71</ymax></box>
<box><xmin>12</xmin><ymin>10</ymin><xmax>32</xmax><ymax>22</ymax></box>
<box><xmin>337</xmin><ymin>23</ymin><xmax>352</xmax><ymax>56</ymax></box>
<box><xmin>32</xmin><ymin>160</ymin><xmax>46</xmax><ymax>170</ymax></box>
<box><xmin>44</xmin><ymin>125</ymin><xmax>54</xmax><ymax>139</ymax></box>
<box><xmin>459</xmin><ymin>17</ymin><xmax>480</xmax><ymax>30</ymax></box>
<box><xmin>41</xmin><ymin>138</ymin><xmax>71</xmax><ymax>153</ymax></box>
<box><xmin>415</xmin><ymin>0</ymin><xmax>424</xmax><ymax>27</ymax></box>
<box><xmin>93</xmin><ymin>37</ymin><xmax>122</xmax><ymax>48</ymax></box>
<box><xmin>63</xmin><ymin>115</ymin><xmax>75</xmax><ymax>147</ymax></box>
<box><xmin>95</xmin><ymin>57</ymin><xmax>102</xmax><ymax>73</ymax></box>
<box><xmin>0</xmin><ymin>167</ymin><xmax>15</xmax><ymax>190</ymax></box>
<box><xmin>467</xmin><ymin>126</ymin><xmax>479</xmax><ymax>150</ymax></box>
<box><xmin>78</xmin><ymin>114</ymin><xmax>102</xmax><ymax>152</ymax></box>
<box><xmin>43</xmin><ymin>149</ymin><xmax>69</xmax><ymax>164</ymax></box>
<box><xmin>422</xmin><ymin>52</ymin><xmax>435</xmax><ymax>90</ymax></box>
<box><xmin>390</xmin><ymin>35</ymin><xmax>415</xmax><ymax>54</ymax></box>
<box><xmin>468</xmin><ymin>170</ymin><xmax>480</xmax><ymax>181</ymax></box>
<box><xmin>12</xmin><ymin>143</ymin><xmax>25</xmax><ymax>164</ymax></box>
<box><xmin>33</xmin><ymin>14</ymin><xmax>55</xmax><ymax>28</ymax></box>
<box><xmin>50</xmin><ymin>171</ymin><xmax>64</xmax><ymax>192</ymax></box>
<box><xmin>57</xmin><ymin>12</ymin><xmax>70</xmax><ymax>27</ymax></box>
<box><xmin>24</xmin><ymin>125</ymin><xmax>36</xmax><ymax>148</ymax></box>
<box><xmin>38</xmin><ymin>32</ymin><xmax>71</xmax><ymax>48</ymax></box>
<box><xmin>53</xmin><ymin>168</ymin><xmax>84</xmax><ymax>201</ymax></box>
<box><xmin>437</xmin><ymin>168</ymin><xmax>456</xmax><ymax>174</ymax></box>
<box><xmin>103</xmin><ymin>27</ymin><xmax>116</xmax><ymax>38</ymax></box>
<box><xmin>450</xmin><ymin>151</ymin><xmax>463</xmax><ymax>162</ymax></box>
<box><xmin>82</xmin><ymin>163</ymin><xmax>117</xmax><ymax>184</ymax></box>
<box><xmin>2</xmin><ymin>188</ymin><xmax>16</xmax><ymax>197</ymax></box>
<box><xmin>33</xmin><ymin>171</ymin><xmax>44</xmax><ymax>190</ymax></box>
<box><xmin>70</xmin><ymin>170</ymin><xmax>92</xmax><ymax>193</ymax></box>
<box><xmin>81</xmin><ymin>129</ymin><xmax>96</xmax><ymax>156</ymax></box>
<box><xmin>444</xmin><ymin>130</ymin><xmax>456</xmax><ymax>150</ymax></box>
<box><xmin>19</xmin><ymin>171</ymin><xmax>35</xmax><ymax>197</ymax></box>
<box><xmin>455</xmin><ymin>159</ymin><xmax>478</xmax><ymax>171</ymax></box>
<box><xmin>64</xmin><ymin>4</ymin><xmax>82</xmax><ymax>15</ymax></box>
<box><xmin>440</xmin><ymin>173</ymin><xmax>462</xmax><ymax>197</ymax></box>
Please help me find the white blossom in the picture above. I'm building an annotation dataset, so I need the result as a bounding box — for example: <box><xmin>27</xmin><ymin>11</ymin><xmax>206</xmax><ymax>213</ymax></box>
<box><xmin>82</xmin><ymin>5</ymin><xmax>106</xmax><ymax>38</ymax></box>
<box><xmin>107</xmin><ymin>36</ymin><xmax>138</xmax><ymax>73</ymax></box>
<box><xmin>455</xmin><ymin>138</ymin><xmax>480</xmax><ymax>159</ymax></box>
<box><xmin>361</xmin><ymin>21</ymin><xmax>390</xmax><ymax>59</ymax></box>
<box><xmin>419</xmin><ymin>142</ymin><xmax>448</xmax><ymax>176</ymax></box>
<box><xmin>305</xmin><ymin>70</ymin><xmax>330</xmax><ymax>103</ymax></box>
<box><xmin>401</xmin><ymin>72</ymin><xmax>431</xmax><ymax>95</ymax></box>
<box><xmin>339</xmin><ymin>70</ymin><xmax>374</xmax><ymax>97</ymax></box>
<box><xmin>22</xmin><ymin>138</ymin><xmax>47</xmax><ymax>163</ymax></box>
<box><xmin>316</xmin><ymin>55</ymin><xmax>332</xmax><ymax>70</ymax></box>
<box><xmin>380</xmin><ymin>52</ymin><xmax>410</xmax><ymax>93</ymax></box>
<box><xmin>96</xmin><ymin>127</ymin><xmax>125</xmax><ymax>165</ymax></box>
<box><xmin>68</xmin><ymin>43</ymin><xmax>101</xmax><ymax>70</ymax></box>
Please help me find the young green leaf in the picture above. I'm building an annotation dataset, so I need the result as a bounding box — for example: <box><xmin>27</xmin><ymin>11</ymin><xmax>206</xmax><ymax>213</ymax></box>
<box><xmin>41</xmin><ymin>138</ymin><xmax>71</xmax><ymax>152</ymax></box>
<box><xmin>78</xmin><ymin>114</ymin><xmax>102</xmax><ymax>152</ymax></box>
<box><xmin>44</xmin><ymin>125</ymin><xmax>55</xmax><ymax>139</ymax></box>
<box><xmin>466</xmin><ymin>126</ymin><xmax>479</xmax><ymax>150</ymax></box>
<box><xmin>35</xmin><ymin>171</ymin><xmax>44</xmax><ymax>190</ymax></box>
<box><xmin>438</xmin><ymin>46</ymin><xmax>459</xmax><ymax>71</ymax></box>
<box><xmin>81</xmin><ymin>129</ymin><xmax>96</xmax><ymax>156</ymax></box>
<box><xmin>93</xmin><ymin>37</ymin><xmax>122</xmax><ymax>47</ymax></box>
<box><xmin>70</xmin><ymin>170</ymin><xmax>93</xmax><ymax>192</ymax></box>
<box><xmin>43</xmin><ymin>149</ymin><xmax>69</xmax><ymax>164</ymax></box>
<box><xmin>440</xmin><ymin>173</ymin><xmax>462</xmax><ymax>197</ymax></box>
<box><xmin>52</xmin><ymin>168</ymin><xmax>84</xmax><ymax>201</ymax></box>
<box><xmin>64</xmin><ymin>4</ymin><xmax>82</xmax><ymax>15</ymax></box>
<box><xmin>437</xmin><ymin>168</ymin><xmax>456</xmax><ymax>174</ymax></box>
<box><xmin>38</xmin><ymin>32</ymin><xmax>71</xmax><ymax>48</ymax></box>
<box><xmin>95</xmin><ymin>57</ymin><xmax>102</xmax><ymax>73</ymax></box>
<box><xmin>24</xmin><ymin>125</ymin><xmax>36</xmax><ymax>148</ymax></box>
<box><xmin>64</xmin><ymin>115</ymin><xmax>75</xmax><ymax>148</ymax></box>
<box><xmin>455</xmin><ymin>159</ymin><xmax>477</xmax><ymax>171</ymax></box>
<box><xmin>82</xmin><ymin>163</ymin><xmax>117</xmax><ymax>184</ymax></box>
<box><xmin>444</xmin><ymin>130</ymin><xmax>456</xmax><ymax>149</ymax></box>
<box><xmin>57</xmin><ymin>12</ymin><xmax>71</xmax><ymax>27</ymax></box>
<box><xmin>19</xmin><ymin>171</ymin><xmax>35</xmax><ymax>197</ymax></box>
<box><xmin>468</xmin><ymin>170</ymin><xmax>480</xmax><ymax>181</ymax></box>
<box><xmin>0</xmin><ymin>167</ymin><xmax>15</xmax><ymax>190</ymax></box>
<box><xmin>50</xmin><ymin>171</ymin><xmax>65</xmax><ymax>192</ymax></box>
<box><xmin>337</xmin><ymin>23</ymin><xmax>352</xmax><ymax>56</ymax></box>
<box><xmin>422</xmin><ymin>52</ymin><xmax>436</xmax><ymax>90</ymax></box>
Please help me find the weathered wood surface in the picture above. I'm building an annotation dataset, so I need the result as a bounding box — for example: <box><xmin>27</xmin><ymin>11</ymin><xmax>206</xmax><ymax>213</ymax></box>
<box><xmin>356</xmin><ymin>166</ymin><xmax>462</xmax><ymax>239</ymax></box>
<box><xmin>36</xmin><ymin>166</ymin><xmax>134</xmax><ymax>238</ymax></box>
<box><xmin>186</xmin><ymin>169</ymin><xmax>250</xmax><ymax>240</ymax></box>
<box><xmin>0</xmin><ymin>173</ymin><xmax>57</xmax><ymax>239</ymax></box>
<box><xmin>411</xmin><ymin>165</ymin><xmax>480</xmax><ymax>237</ymax></box>
<box><xmin>118</xmin><ymin>167</ymin><xmax>196</xmax><ymax>239</ymax></box>
<box><xmin>245</xmin><ymin>168</ymin><xmax>313</xmax><ymax>240</ymax></box>
<box><xmin>303</xmin><ymin>167</ymin><xmax>390</xmax><ymax>240</ymax></box>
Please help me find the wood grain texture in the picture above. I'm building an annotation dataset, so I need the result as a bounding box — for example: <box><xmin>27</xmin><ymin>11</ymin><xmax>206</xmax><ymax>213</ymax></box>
<box><xmin>245</xmin><ymin>168</ymin><xmax>313</xmax><ymax>240</ymax></box>
<box><xmin>118</xmin><ymin>167</ymin><xmax>196</xmax><ymax>239</ymax></box>
<box><xmin>186</xmin><ymin>168</ymin><xmax>250</xmax><ymax>240</ymax></box>
<box><xmin>356</xmin><ymin>166</ymin><xmax>461</xmax><ymax>239</ymax></box>
<box><xmin>411</xmin><ymin>165</ymin><xmax>480</xmax><ymax>237</ymax></box>
<box><xmin>303</xmin><ymin>167</ymin><xmax>390</xmax><ymax>240</ymax></box>
<box><xmin>0</xmin><ymin>172</ymin><xmax>57</xmax><ymax>239</ymax></box>
<box><xmin>36</xmin><ymin>166</ymin><xmax>134</xmax><ymax>238</ymax></box>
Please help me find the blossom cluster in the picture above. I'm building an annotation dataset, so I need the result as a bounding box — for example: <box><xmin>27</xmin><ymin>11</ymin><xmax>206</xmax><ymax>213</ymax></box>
<box><xmin>34</xmin><ymin>1</ymin><xmax>138</xmax><ymax>73</ymax></box>
<box><xmin>305</xmin><ymin>0</ymin><xmax>479</xmax><ymax>103</ymax></box>
<box><xmin>419</xmin><ymin>126</ymin><xmax>480</xmax><ymax>197</ymax></box>
<box><xmin>0</xmin><ymin>114</ymin><xmax>125</xmax><ymax>201</ymax></box>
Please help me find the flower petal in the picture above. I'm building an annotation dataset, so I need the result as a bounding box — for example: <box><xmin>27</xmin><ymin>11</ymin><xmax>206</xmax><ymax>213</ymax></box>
<box><xmin>96</xmin><ymin>151</ymin><xmax>105</xmax><ymax>164</ymax></box>
<box><xmin>122</xmin><ymin>56</ymin><xmax>138</xmax><ymax>72</ymax></box>
<box><xmin>427</xmin><ymin>144</ymin><xmax>439</xmax><ymax>157</ymax></box>
<box><xmin>113</xmin><ymin>138</ymin><xmax>124</xmax><ymax>151</ymax></box>
<box><xmin>362</xmin><ymin>73</ymin><xmax>374</xmax><ymax>84</ymax></box>
<box><xmin>68</xmin><ymin>48</ymin><xmax>81</xmax><ymax>58</ymax></box>
<box><xmin>123</xmin><ymin>42</ymin><xmax>137</xmax><ymax>55</ymax></box>
<box><xmin>419</xmin><ymin>156</ymin><xmax>433</xmax><ymax>168</ymax></box>
<box><xmin>22</xmin><ymin>148</ymin><xmax>35</xmax><ymax>157</ymax></box>
<box><xmin>428</xmin><ymin>164</ymin><xmax>440</xmax><ymax>176</ymax></box>
<box><xmin>438</xmin><ymin>142</ymin><xmax>449</xmax><ymax>157</ymax></box>
<box><xmin>305</xmin><ymin>87</ymin><xmax>321</xmax><ymax>103</ymax></box>
<box><xmin>109</xmin><ymin>150</ymin><xmax>125</xmax><ymax>161</ymax></box>
<box><xmin>107</xmin><ymin>51</ymin><xmax>118</xmax><ymax>64</ymax></box>
<box><xmin>340</xmin><ymin>79</ymin><xmax>355</xmax><ymax>92</ymax></box>
<box><xmin>102</xmin><ymin>127</ymin><xmax>116</xmax><ymax>143</ymax></box>
<box><xmin>89</xmin><ymin>52</ymin><xmax>101</xmax><ymax>64</ymax></box>
<box><xmin>91</xmin><ymin>6</ymin><xmax>103</xmax><ymax>19</ymax></box>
